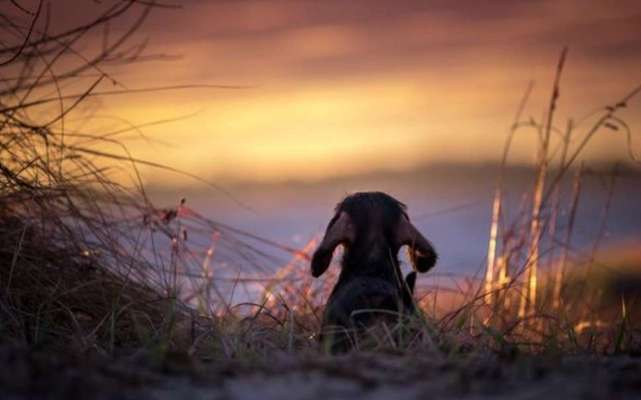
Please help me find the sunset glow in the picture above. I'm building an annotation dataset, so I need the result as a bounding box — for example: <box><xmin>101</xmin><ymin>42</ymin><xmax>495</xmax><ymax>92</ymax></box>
<box><xmin>47</xmin><ymin>0</ymin><xmax>641</xmax><ymax>184</ymax></box>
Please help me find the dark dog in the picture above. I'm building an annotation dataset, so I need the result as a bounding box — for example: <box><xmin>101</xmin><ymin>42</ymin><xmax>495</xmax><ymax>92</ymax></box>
<box><xmin>311</xmin><ymin>192</ymin><xmax>437</xmax><ymax>352</ymax></box>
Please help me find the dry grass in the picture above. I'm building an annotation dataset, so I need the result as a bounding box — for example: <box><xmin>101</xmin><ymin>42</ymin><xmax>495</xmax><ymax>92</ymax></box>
<box><xmin>479</xmin><ymin>48</ymin><xmax>641</xmax><ymax>354</ymax></box>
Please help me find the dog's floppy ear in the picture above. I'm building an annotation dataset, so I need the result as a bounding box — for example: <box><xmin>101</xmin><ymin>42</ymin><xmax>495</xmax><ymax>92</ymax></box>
<box><xmin>311</xmin><ymin>211</ymin><xmax>354</xmax><ymax>277</ymax></box>
<box><xmin>398</xmin><ymin>215</ymin><xmax>437</xmax><ymax>273</ymax></box>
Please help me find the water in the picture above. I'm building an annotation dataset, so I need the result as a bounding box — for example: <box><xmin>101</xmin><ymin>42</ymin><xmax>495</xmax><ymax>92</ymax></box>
<box><xmin>149</xmin><ymin>165</ymin><xmax>641</xmax><ymax>281</ymax></box>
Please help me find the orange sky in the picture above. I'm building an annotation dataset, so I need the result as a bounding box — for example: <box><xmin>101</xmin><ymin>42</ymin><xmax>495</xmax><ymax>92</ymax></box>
<box><xmin>15</xmin><ymin>1</ymin><xmax>641</xmax><ymax>184</ymax></box>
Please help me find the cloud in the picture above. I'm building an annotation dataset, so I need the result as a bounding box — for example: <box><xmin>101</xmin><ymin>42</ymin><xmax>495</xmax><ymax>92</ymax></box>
<box><xmin>43</xmin><ymin>0</ymin><xmax>641</xmax><ymax>184</ymax></box>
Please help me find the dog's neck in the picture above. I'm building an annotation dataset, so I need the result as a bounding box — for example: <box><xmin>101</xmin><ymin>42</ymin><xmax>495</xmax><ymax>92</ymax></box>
<box><xmin>339</xmin><ymin>245</ymin><xmax>402</xmax><ymax>283</ymax></box>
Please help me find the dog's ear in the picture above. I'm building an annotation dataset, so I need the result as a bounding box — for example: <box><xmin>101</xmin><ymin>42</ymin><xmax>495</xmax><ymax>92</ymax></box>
<box><xmin>311</xmin><ymin>211</ymin><xmax>354</xmax><ymax>277</ymax></box>
<box><xmin>398</xmin><ymin>215</ymin><xmax>437</xmax><ymax>273</ymax></box>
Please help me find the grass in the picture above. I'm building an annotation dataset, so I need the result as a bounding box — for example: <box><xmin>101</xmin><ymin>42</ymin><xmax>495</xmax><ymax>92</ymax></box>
<box><xmin>477</xmin><ymin>47</ymin><xmax>641</xmax><ymax>355</ymax></box>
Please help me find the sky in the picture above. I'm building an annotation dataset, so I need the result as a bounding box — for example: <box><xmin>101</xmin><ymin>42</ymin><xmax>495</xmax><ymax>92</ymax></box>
<box><xmin>11</xmin><ymin>0</ymin><xmax>641</xmax><ymax>185</ymax></box>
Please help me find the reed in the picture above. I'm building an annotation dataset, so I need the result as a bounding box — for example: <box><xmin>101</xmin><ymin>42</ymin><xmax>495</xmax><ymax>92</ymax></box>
<box><xmin>479</xmin><ymin>48</ymin><xmax>641</xmax><ymax>350</ymax></box>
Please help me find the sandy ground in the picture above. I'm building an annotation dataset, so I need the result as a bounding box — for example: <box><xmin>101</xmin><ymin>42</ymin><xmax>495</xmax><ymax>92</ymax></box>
<box><xmin>1</xmin><ymin>345</ymin><xmax>640</xmax><ymax>400</ymax></box>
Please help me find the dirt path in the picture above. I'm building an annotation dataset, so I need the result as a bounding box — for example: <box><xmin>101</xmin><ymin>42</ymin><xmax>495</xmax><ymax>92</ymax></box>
<box><xmin>2</xmin><ymin>346</ymin><xmax>640</xmax><ymax>399</ymax></box>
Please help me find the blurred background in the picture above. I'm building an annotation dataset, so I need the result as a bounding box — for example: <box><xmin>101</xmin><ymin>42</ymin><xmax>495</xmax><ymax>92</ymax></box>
<box><xmin>12</xmin><ymin>0</ymin><xmax>641</xmax><ymax>278</ymax></box>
